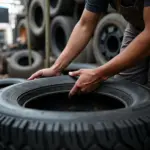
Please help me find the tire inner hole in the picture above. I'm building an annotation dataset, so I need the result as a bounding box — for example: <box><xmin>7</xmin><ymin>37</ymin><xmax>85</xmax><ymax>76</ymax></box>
<box><xmin>34</xmin><ymin>5</ymin><xmax>43</xmax><ymax>27</ymax></box>
<box><xmin>18</xmin><ymin>56</ymin><xmax>34</xmax><ymax>66</ymax></box>
<box><xmin>107</xmin><ymin>35</ymin><xmax>119</xmax><ymax>52</ymax></box>
<box><xmin>24</xmin><ymin>92</ymin><xmax>125</xmax><ymax>111</ymax></box>
<box><xmin>0</xmin><ymin>84</ymin><xmax>12</xmax><ymax>89</ymax></box>
<box><xmin>55</xmin><ymin>26</ymin><xmax>66</xmax><ymax>51</ymax></box>
<box><xmin>51</xmin><ymin>0</ymin><xmax>58</xmax><ymax>8</ymax></box>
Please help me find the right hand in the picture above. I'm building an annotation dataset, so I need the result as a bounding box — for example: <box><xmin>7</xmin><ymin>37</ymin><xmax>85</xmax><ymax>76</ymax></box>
<box><xmin>28</xmin><ymin>66</ymin><xmax>61</xmax><ymax>80</ymax></box>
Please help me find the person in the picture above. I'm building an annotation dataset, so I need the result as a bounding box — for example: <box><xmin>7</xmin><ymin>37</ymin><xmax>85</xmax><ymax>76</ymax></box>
<box><xmin>28</xmin><ymin>0</ymin><xmax>150</xmax><ymax>97</ymax></box>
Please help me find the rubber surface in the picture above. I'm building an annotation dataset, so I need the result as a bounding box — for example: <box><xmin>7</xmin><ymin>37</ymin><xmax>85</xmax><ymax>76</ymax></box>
<box><xmin>51</xmin><ymin>16</ymin><xmax>87</xmax><ymax>63</ymax></box>
<box><xmin>29</xmin><ymin>0</ymin><xmax>45</xmax><ymax>37</ymax></box>
<box><xmin>7</xmin><ymin>50</ymin><xmax>43</xmax><ymax>79</ymax></box>
<box><xmin>0</xmin><ymin>78</ymin><xmax>26</xmax><ymax>91</ymax></box>
<box><xmin>0</xmin><ymin>76</ymin><xmax>150</xmax><ymax>149</ymax></box>
<box><xmin>51</xmin><ymin>16</ymin><xmax>75</xmax><ymax>58</ymax></box>
<box><xmin>86</xmin><ymin>40</ymin><xmax>96</xmax><ymax>63</ymax></box>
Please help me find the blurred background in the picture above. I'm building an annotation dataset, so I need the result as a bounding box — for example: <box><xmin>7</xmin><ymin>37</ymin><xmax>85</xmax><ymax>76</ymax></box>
<box><xmin>0</xmin><ymin>0</ymin><xmax>127</xmax><ymax>79</ymax></box>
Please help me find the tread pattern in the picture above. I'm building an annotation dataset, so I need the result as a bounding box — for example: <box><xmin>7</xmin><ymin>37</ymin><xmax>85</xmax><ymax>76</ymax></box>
<box><xmin>0</xmin><ymin>115</ymin><xmax>150</xmax><ymax>150</ymax></box>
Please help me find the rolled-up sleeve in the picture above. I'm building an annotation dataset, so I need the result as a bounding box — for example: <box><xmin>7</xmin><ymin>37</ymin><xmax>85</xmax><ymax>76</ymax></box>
<box><xmin>144</xmin><ymin>0</ymin><xmax>150</xmax><ymax>6</ymax></box>
<box><xmin>85</xmin><ymin>0</ymin><xmax>109</xmax><ymax>13</ymax></box>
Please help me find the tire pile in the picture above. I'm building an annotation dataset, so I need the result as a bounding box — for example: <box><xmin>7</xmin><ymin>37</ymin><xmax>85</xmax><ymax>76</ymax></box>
<box><xmin>0</xmin><ymin>0</ymin><xmax>127</xmax><ymax>79</ymax></box>
<box><xmin>16</xmin><ymin>0</ymin><xmax>127</xmax><ymax>65</ymax></box>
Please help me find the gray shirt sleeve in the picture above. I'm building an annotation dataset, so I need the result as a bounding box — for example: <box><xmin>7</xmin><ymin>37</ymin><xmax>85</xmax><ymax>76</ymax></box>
<box><xmin>85</xmin><ymin>0</ymin><xmax>109</xmax><ymax>13</ymax></box>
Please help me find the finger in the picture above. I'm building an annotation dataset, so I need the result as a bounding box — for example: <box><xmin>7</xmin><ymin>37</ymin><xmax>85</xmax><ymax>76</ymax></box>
<box><xmin>69</xmin><ymin>84</ymin><xmax>80</xmax><ymax>98</ymax></box>
<box><xmin>69</xmin><ymin>70</ymin><xmax>81</xmax><ymax>77</ymax></box>
<box><xmin>28</xmin><ymin>70</ymin><xmax>43</xmax><ymax>80</ymax></box>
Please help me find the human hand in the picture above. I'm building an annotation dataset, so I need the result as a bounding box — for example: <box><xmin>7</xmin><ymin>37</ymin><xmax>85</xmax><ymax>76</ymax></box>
<box><xmin>28</xmin><ymin>66</ymin><xmax>61</xmax><ymax>80</ymax></box>
<box><xmin>69</xmin><ymin>68</ymin><xmax>108</xmax><ymax>97</ymax></box>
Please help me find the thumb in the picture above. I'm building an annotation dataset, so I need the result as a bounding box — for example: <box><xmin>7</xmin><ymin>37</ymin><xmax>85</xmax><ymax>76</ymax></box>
<box><xmin>69</xmin><ymin>70</ymin><xmax>81</xmax><ymax>77</ymax></box>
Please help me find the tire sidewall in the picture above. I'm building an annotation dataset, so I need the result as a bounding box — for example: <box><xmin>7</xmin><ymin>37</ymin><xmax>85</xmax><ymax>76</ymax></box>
<box><xmin>29</xmin><ymin>0</ymin><xmax>45</xmax><ymax>37</ymax></box>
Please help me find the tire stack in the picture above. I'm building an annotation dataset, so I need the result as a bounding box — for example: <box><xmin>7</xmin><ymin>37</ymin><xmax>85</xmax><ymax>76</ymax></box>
<box><xmin>26</xmin><ymin>0</ymin><xmax>127</xmax><ymax>65</ymax></box>
<box><xmin>25</xmin><ymin>0</ymin><xmax>96</xmax><ymax>63</ymax></box>
<box><xmin>10</xmin><ymin>0</ymin><xmax>128</xmax><ymax>80</ymax></box>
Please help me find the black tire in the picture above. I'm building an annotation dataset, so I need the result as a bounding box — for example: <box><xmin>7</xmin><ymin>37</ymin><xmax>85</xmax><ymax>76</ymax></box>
<box><xmin>0</xmin><ymin>76</ymin><xmax>150</xmax><ymax>149</ymax></box>
<box><xmin>74</xmin><ymin>0</ymin><xmax>85</xmax><ymax>4</ymax></box>
<box><xmin>7</xmin><ymin>50</ymin><xmax>43</xmax><ymax>79</ymax></box>
<box><xmin>51</xmin><ymin>16</ymin><xmax>87</xmax><ymax>63</ymax></box>
<box><xmin>62</xmin><ymin>63</ymin><xmax>98</xmax><ymax>75</ymax></box>
<box><xmin>0</xmin><ymin>51</ymin><xmax>17</xmax><ymax>74</ymax></box>
<box><xmin>0</xmin><ymin>78</ymin><xmax>26</xmax><ymax>91</ymax></box>
<box><xmin>29</xmin><ymin>0</ymin><xmax>45</xmax><ymax>37</ymax></box>
<box><xmin>86</xmin><ymin>40</ymin><xmax>96</xmax><ymax>64</ymax></box>
<box><xmin>93</xmin><ymin>13</ymin><xmax>127</xmax><ymax>65</ymax></box>
<box><xmin>50</xmin><ymin>0</ymin><xmax>74</xmax><ymax>17</ymax></box>
<box><xmin>51</xmin><ymin>16</ymin><xmax>75</xmax><ymax>57</ymax></box>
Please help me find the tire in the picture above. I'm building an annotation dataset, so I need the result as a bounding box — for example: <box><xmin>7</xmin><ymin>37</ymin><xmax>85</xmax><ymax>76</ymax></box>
<box><xmin>50</xmin><ymin>0</ymin><xmax>74</xmax><ymax>17</ymax></box>
<box><xmin>51</xmin><ymin>16</ymin><xmax>86</xmax><ymax>63</ymax></box>
<box><xmin>86</xmin><ymin>40</ymin><xmax>96</xmax><ymax>64</ymax></box>
<box><xmin>51</xmin><ymin>16</ymin><xmax>75</xmax><ymax>57</ymax></box>
<box><xmin>74</xmin><ymin>0</ymin><xmax>85</xmax><ymax>4</ymax></box>
<box><xmin>7</xmin><ymin>50</ymin><xmax>43</xmax><ymax>79</ymax></box>
<box><xmin>0</xmin><ymin>51</ymin><xmax>16</xmax><ymax>74</ymax></box>
<box><xmin>62</xmin><ymin>63</ymin><xmax>98</xmax><ymax>75</ymax></box>
<box><xmin>93</xmin><ymin>13</ymin><xmax>127</xmax><ymax>65</ymax></box>
<box><xmin>0</xmin><ymin>78</ymin><xmax>26</xmax><ymax>91</ymax></box>
<box><xmin>0</xmin><ymin>76</ymin><xmax>150</xmax><ymax>149</ymax></box>
<box><xmin>29</xmin><ymin>0</ymin><xmax>45</xmax><ymax>37</ymax></box>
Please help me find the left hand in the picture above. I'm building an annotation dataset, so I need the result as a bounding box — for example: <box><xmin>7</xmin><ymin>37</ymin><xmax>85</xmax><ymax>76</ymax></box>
<box><xmin>69</xmin><ymin>68</ymin><xmax>107</xmax><ymax>97</ymax></box>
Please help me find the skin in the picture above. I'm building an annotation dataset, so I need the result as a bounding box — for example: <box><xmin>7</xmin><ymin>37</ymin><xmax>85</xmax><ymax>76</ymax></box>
<box><xmin>28</xmin><ymin>6</ymin><xmax>150</xmax><ymax>97</ymax></box>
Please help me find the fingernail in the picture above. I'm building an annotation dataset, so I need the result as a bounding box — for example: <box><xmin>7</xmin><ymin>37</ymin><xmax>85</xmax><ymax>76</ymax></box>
<box><xmin>69</xmin><ymin>72</ymin><xmax>72</xmax><ymax>75</ymax></box>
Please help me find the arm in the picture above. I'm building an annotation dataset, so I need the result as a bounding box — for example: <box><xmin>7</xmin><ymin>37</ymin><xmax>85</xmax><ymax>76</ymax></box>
<box><xmin>97</xmin><ymin>7</ymin><xmax>150</xmax><ymax>78</ymax></box>
<box><xmin>53</xmin><ymin>10</ymin><xmax>101</xmax><ymax>72</ymax></box>
<box><xmin>69</xmin><ymin>5</ymin><xmax>150</xmax><ymax>96</ymax></box>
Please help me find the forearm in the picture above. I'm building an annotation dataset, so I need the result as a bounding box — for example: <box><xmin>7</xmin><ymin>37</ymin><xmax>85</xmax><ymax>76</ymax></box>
<box><xmin>53</xmin><ymin>22</ymin><xmax>94</xmax><ymax>71</ymax></box>
<box><xmin>98</xmin><ymin>30</ymin><xmax>150</xmax><ymax>78</ymax></box>
<box><xmin>52</xmin><ymin>10</ymin><xmax>101</xmax><ymax>72</ymax></box>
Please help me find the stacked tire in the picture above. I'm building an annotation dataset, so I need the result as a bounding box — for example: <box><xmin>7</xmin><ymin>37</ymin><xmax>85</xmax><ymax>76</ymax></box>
<box><xmin>26</xmin><ymin>0</ymin><xmax>96</xmax><ymax>63</ymax></box>
<box><xmin>26</xmin><ymin>0</ymin><xmax>128</xmax><ymax>64</ymax></box>
<box><xmin>7</xmin><ymin>50</ymin><xmax>43</xmax><ymax>79</ymax></box>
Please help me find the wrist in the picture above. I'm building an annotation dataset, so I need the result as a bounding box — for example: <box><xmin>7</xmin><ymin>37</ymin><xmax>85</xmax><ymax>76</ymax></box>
<box><xmin>52</xmin><ymin>63</ymin><xmax>62</xmax><ymax>73</ymax></box>
<box><xmin>95</xmin><ymin>66</ymin><xmax>110</xmax><ymax>81</ymax></box>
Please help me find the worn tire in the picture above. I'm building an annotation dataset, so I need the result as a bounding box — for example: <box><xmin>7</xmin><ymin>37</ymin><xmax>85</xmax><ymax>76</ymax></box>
<box><xmin>0</xmin><ymin>76</ymin><xmax>150</xmax><ymax>149</ymax></box>
<box><xmin>86</xmin><ymin>40</ymin><xmax>96</xmax><ymax>63</ymax></box>
<box><xmin>50</xmin><ymin>0</ymin><xmax>74</xmax><ymax>17</ymax></box>
<box><xmin>51</xmin><ymin>16</ymin><xmax>86</xmax><ymax>63</ymax></box>
<box><xmin>7</xmin><ymin>50</ymin><xmax>43</xmax><ymax>79</ymax></box>
<box><xmin>0</xmin><ymin>78</ymin><xmax>26</xmax><ymax>91</ymax></box>
<box><xmin>29</xmin><ymin>0</ymin><xmax>45</xmax><ymax>37</ymax></box>
<box><xmin>51</xmin><ymin>16</ymin><xmax>75</xmax><ymax>57</ymax></box>
<box><xmin>93</xmin><ymin>13</ymin><xmax>127</xmax><ymax>65</ymax></box>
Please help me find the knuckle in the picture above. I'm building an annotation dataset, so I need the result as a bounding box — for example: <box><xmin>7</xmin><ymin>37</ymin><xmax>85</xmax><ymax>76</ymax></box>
<box><xmin>76</xmin><ymin>82</ymin><xmax>81</xmax><ymax>88</ymax></box>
